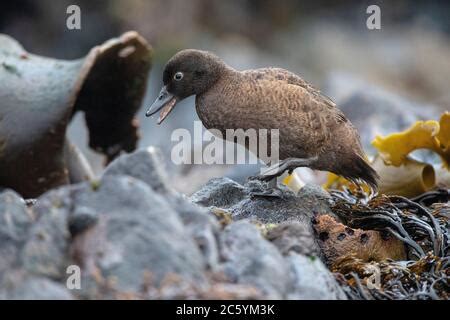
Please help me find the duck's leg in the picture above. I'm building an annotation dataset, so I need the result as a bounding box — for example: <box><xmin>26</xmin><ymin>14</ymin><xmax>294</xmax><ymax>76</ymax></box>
<box><xmin>254</xmin><ymin>156</ymin><xmax>318</xmax><ymax>182</ymax></box>
<box><xmin>249</xmin><ymin>156</ymin><xmax>318</xmax><ymax>199</ymax></box>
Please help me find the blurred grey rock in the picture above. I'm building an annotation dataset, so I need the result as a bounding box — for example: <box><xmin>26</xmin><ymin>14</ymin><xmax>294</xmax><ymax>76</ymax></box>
<box><xmin>219</xmin><ymin>221</ymin><xmax>290</xmax><ymax>299</ymax></box>
<box><xmin>103</xmin><ymin>148</ymin><xmax>221</xmax><ymax>270</ymax></box>
<box><xmin>0</xmin><ymin>190</ymin><xmax>33</xmax><ymax>277</ymax></box>
<box><xmin>0</xmin><ymin>271</ymin><xmax>73</xmax><ymax>300</ymax></box>
<box><xmin>172</xmin><ymin>196</ymin><xmax>220</xmax><ymax>270</ymax></box>
<box><xmin>0</xmin><ymin>190</ymin><xmax>31</xmax><ymax>242</ymax></box>
<box><xmin>324</xmin><ymin>73</ymin><xmax>438</xmax><ymax>156</ymax></box>
<box><xmin>22</xmin><ymin>175</ymin><xmax>206</xmax><ymax>297</ymax></box>
<box><xmin>76</xmin><ymin>176</ymin><xmax>206</xmax><ymax>294</ymax></box>
<box><xmin>190</xmin><ymin>177</ymin><xmax>248</xmax><ymax>209</ymax></box>
<box><xmin>286</xmin><ymin>253</ymin><xmax>347</xmax><ymax>300</ymax></box>
<box><xmin>0</xmin><ymin>190</ymin><xmax>73</xmax><ymax>300</ymax></box>
<box><xmin>21</xmin><ymin>185</ymin><xmax>79</xmax><ymax>279</ymax></box>
<box><xmin>103</xmin><ymin>147</ymin><xmax>171</xmax><ymax>194</ymax></box>
<box><xmin>191</xmin><ymin>178</ymin><xmax>334</xmax><ymax>224</ymax></box>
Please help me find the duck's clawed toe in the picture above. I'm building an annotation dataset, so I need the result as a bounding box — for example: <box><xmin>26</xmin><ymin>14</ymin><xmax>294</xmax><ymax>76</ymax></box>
<box><xmin>249</xmin><ymin>187</ymin><xmax>286</xmax><ymax>199</ymax></box>
<box><xmin>247</xmin><ymin>175</ymin><xmax>286</xmax><ymax>199</ymax></box>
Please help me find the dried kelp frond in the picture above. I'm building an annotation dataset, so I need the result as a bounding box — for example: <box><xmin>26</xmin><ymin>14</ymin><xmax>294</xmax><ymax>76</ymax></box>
<box><xmin>330</xmin><ymin>188</ymin><xmax>449</xmax><ymax>300</ymax></box>
<box><xmin>371</xmin><ymin>156</ymin><xmax>436</xmax><ymax>197</ymax></box>
<box><xmin>326</xmin><ymin>113</ymin><xmax>450</xmax><ymax>196</ymax></box>
<box><xmin>373</xmin><ymin>112</ymin><xmax>450</xmax><ymax>169</ymax></box>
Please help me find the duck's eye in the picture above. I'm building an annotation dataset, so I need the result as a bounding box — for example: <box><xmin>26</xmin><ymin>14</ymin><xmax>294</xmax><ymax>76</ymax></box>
<box><xmin>174</xmin><ymin>72</ymin><xmax>184</xmax><ymax>81</ymax></box>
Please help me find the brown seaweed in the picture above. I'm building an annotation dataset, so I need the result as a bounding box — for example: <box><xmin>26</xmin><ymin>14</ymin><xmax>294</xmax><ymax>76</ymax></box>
<box><xmin>330</xmin><ymin>188</ymin><xmax>449</xmax><ymax>300</ymax></box>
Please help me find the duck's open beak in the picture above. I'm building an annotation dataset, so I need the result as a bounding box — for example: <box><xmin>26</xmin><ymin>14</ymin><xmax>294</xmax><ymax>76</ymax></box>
<box><xmin>145</xmin><ymin>86</ymin><xmax>178</xmax><ymax>124</ymax></box>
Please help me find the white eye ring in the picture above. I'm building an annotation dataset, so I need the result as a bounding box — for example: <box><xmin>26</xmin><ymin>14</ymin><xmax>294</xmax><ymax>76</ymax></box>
<box><xmin>174</xmin><ymin>72</ymin><xmax>183</xmax><ymax>81</ymax></box>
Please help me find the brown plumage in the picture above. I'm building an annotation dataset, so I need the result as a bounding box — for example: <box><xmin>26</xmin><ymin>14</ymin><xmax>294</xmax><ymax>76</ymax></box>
<box><xmin>146</xmin><ymin>49</ymin><xmax>379</xmax><ymax>188</ymax></box>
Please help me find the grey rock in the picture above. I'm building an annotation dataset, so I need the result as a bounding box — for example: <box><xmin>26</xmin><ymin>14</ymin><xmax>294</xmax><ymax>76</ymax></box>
<box><xmin>103</xmin><ymin>148</ymin><xmax>221</xmax><ymax>270</ymax></box>
<box><xmin>191</xmin><ymin>178</ymin><xmax>335</xmax><ymax>224</ymax></box>
<box><xmin>0</xmin><ymin>190</ymin><xmax>31</xmax><ymax>243</ymax></box>
<box><xmin>192</xmin><ymin>178</ymin><xmax>345</xmax><ymax>299</ymax></box>
<box><xmin>21</xmin><ymin>185</ymin><xmax>80</xmax><ymax>279</ymax></box>
<box><xmin>68</xmin><ymin>205</ymin><xmax>99</xmax><ymax>237</ymax></box>
<box><xmin>172</xmin><ymin>196</ymin><xmax>220</xmax><ymax>270</ymax></box>
<box><xmin>286</xmin><ymin>253</ymin><xmax>347</xmax><ymax>300</ymax></box>
<box><xmin>0</xmin><ymin>271</ymin><xmax>73</xmax><ymax>300</ymax></box>
<box><xmin>77</xmin><ymin>176</ymin><xmax>207</xmax><ymax>293</ymax></box>
<box><xmin>0</xmin><ymin>190</ymin><xmax>74</xmax><ymax>300</ymax></box>
<box><xmin>0</xmin><ymin>190</ymin><xmax>33</xmax><ymax>277</ymax></box>
<box><xmin>22</xmin><ymin>175</ymin><xmax>206</xmax><ymax>296</ymax></box>
<box><xmin>103</xmin><ymin>147</ymin><xmax>171</xmax><ymax>194</ymax></box>
<box><xmin>190</xmin><ymin>177</ymin><xmax>248</xmax><ymax>209</ymax></box>
<box><xmin>219</xmin><ymin>221</ymin><xmax>290</xmax><ymax>299</ymax></box>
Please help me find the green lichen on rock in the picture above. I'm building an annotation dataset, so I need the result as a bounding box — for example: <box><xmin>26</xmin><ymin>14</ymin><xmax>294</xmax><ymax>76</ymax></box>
<box><xmin>90</xmin><ymin>179</ymin><xmax>101</xmax><ymax>191</ymax></box>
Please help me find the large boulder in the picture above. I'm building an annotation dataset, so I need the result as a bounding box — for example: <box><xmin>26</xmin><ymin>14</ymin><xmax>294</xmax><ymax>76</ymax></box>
<box><xmin>218</xmin><ymin>221</ymin><xmax>290</xmax><ymax>299</ymax></box>
<box><xmin>21</xmin><ymin>175</ymin><xmax>207</xmax><ymax>297</ymax></box>
<box><xmin>103</xmin><ymin>148</ymin><xmax>221</xmax><ymax>270</ymax></box>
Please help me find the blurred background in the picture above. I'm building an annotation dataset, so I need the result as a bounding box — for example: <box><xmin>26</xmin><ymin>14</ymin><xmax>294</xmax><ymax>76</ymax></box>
<box><xmin>1</xmin><ymin>0</ymin><xmax>449</xmax><ymax>194</ymax></box>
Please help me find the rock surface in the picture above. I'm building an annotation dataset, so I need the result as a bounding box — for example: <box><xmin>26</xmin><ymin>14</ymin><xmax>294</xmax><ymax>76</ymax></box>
<box><xmin>0</xmin><ymin>271</ymin><xmax>73</xmax><ymax>300</ymax></box>
<box><xmin>191</xmin><ymin>177</ymin><xmax>335</xmax><ymax>224</ymax></box>
<box><xmin>0</xmin><ymin>190</ymin><xmax>33</xmax><ymax>275</ymax></box>
<box><xmin>0</xmin><ymin>148</ymin><xmax>348</xmax><ymax>299</ymax></box>
<box><xmin>0</xmin><ymin>191</ymin><xmax>74</xmax><ymax>299</ymax></box>
<box><xmin>286</xmin><ymin>253</ymin><xmax>347</xmax><ymax>300</ymax></box>
<box><xmin>103</xmin><ymin>148</ymin><xmax>221</xmax><ymax>270</ymax></box>
<box><xmin>219</xmin><ymin>221</ymin><xmax>290</xmax><ymax>299</ymax></box>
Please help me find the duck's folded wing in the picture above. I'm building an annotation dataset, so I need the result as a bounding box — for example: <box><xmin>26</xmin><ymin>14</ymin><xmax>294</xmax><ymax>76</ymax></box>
<box><xmin>244</xmin><ymin>67</ymin><xmax>347</xmax><ymax>123</ymax></box>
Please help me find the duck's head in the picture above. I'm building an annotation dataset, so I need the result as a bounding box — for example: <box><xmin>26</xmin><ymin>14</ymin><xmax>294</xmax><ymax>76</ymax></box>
<box><xmin>146</xmin><ymin>49</ymin><xmax>227</xmax><ymax>124</ymax></box>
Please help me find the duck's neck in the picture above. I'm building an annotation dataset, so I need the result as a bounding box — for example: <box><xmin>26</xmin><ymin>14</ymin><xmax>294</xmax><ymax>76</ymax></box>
<box><xmin>206</xmin><ymin>62</ymin><xmax>236</xmax><ymax>91</ymax></box>
<box><xmin>195</xmin><ymin>66</ymin><xmax>240</xmax><ymax>130</ymax></box>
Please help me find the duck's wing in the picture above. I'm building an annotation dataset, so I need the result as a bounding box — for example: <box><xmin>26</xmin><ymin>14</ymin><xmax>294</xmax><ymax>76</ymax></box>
<box><xmin>236</xmin><ymin>68</ymin><xmax>363</xmax><ymax>158</ymax></box>
<box><xmin>243</xmin><ymin>68</ymin><xmax>348</xmax><ymax>123</ymax></box>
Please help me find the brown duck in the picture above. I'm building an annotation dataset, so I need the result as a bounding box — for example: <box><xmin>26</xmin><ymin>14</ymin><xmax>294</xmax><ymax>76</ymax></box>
<box><xmin>146</xmin><ymin>49</ymin><xmax>379</xmax><ymax>191</ymax></box>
